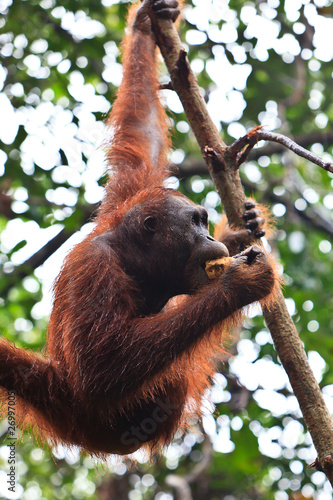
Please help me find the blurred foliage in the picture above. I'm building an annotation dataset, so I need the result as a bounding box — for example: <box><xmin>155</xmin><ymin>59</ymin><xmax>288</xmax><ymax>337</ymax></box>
<box><xmin>1</xmin><ymin>0</ymin><xmax>333</xmax><ymax>499</ymax></box>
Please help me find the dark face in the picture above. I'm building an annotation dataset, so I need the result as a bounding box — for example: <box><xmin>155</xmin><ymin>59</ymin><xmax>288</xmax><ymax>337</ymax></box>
<box><xmin>163</xmin><ymin>195</ymin><xmax>229</xmax><ymax>292</ymax></box>
<box><xmin>110</xmin><ymin>192</ymin><xmax>229</xmax><ymax>312</ymax></box>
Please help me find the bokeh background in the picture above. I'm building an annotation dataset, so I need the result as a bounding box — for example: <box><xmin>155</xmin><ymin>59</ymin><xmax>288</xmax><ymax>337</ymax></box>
<box><xmin>1</xmin><ymin>0</ymin><xmax>333</xmax><ymax>499</ymax></box>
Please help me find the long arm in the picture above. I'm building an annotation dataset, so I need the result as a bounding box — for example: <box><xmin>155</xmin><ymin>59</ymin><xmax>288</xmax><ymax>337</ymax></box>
<box><xmin>60</xmin><ymin>243</ymin><xmax>276</xmax><ymax>401</ymax></box>
<box><xmin>0</xmin><ymin>339</ymin><xmax>70</xmax><ymax>439</ymax></box>
<box><xmin>104</xmin><ymin>1</ymin><xmax>174</xmax><ymax>202</ymax></box>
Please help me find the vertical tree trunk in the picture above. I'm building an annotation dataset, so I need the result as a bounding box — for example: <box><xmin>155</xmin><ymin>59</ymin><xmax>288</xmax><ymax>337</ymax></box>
<box><xmin>150</xmin><ymin>11</ymin><xmax>333</xmax><ymax>485</ymax></box>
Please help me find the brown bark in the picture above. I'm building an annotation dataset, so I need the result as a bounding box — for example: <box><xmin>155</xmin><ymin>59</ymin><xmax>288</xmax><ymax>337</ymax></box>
<box><xmin>150</xmin><ymin>12</ymin><xmax>333</xmax><ymax>485</ymax></box>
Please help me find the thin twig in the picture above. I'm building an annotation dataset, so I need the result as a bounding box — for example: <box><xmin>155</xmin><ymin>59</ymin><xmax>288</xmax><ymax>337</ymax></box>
<box><xmin>165</xmin><ymin>437</ymin><xmax>213</xmax><ymax>500</ymax></box>
<box><xmin>229</xmin><ymin>127</ymin><xmax>333</xmax><ymax>173</ymax></box>
<box><xmin>256</xmin><ymin>129</ymin><xmax>333</xmax><ymax>174</ymax></box>
<box><xmin>186</xmin><ymin>438</ymin><xmax>213</xmax><ymax>483</ymax></box>
<box><xmin>165</xmin><ymin>475</ymin><xmax>193</xmax><ymax>500</ymax></box>
<box><xmin>160</xmin><ymin>81</ymin><xmax>174</xmax><ymax>91</ymax></box>
<box><xmin>250</xmin><ymin>129</ymin><xmax>333</xmax><ymax>161</ymax></box>
<box><xmin>229</xmin><ymin>126</ymin><xmax>263</xmax><ymax>167</ymax></box>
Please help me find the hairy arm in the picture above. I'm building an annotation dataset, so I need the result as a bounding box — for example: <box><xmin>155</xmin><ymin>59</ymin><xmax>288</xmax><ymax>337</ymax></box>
<box><xmin>65</xmin><ymin>245</ymin><xmax>276</xmax><ymax>400</ymax></box>
<box><xmin>105</xmin><ymin>1</ymin><xmax>173</xmax><ymax>197</ymax></box>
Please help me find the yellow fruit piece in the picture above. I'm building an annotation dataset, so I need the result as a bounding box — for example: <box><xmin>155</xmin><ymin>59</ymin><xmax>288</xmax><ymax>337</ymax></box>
<box><xmin>205</xmin><ymin>256</ymin><xmax>234</xmax><ymax>279</ymax></box>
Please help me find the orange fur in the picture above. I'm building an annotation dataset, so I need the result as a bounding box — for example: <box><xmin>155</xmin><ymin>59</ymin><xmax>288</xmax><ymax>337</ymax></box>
<box><xmin>0</xmin><ymin>1</ymin><xmax>279</xmax><ymax>459</ymax></box>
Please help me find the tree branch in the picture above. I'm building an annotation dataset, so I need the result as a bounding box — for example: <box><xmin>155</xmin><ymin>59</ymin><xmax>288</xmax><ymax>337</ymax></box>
<box><xmin>150</xmin><ymin>10</ymin><xmax>333</xmax><ymax>485</ymax></box>
<box><xmin>165</xmin><ymin>437</ymin><xmax>213</xmax><ymax>500</ymax></box>
<box><xmin>250</xmin><ymin>129</ymin><xmax>333</xmax><ymax>162</ymax></box>
<box><xmin>0</xmin><ymin>203</ymin><xmax>97</xmax><ymax>297</ymax></box>
<box><xmin>165</xmin><ymin>475</ymin><xmax>193</xmax><ymax>500</ymax></box>
<box><xmin>0</xmin><ymin>228</ymin><xmax>73</xmax><ymax>297</ymax></box>
<box><xmin>254</xmin><ymin>129</ymin><xmax>333</xmax><ymax>174</ymax></box>
<box><xmin>226</xmin><ymin>127</ymin><xmax>333</xmax><ymax>173</ymax></box>
<box><xmin>173</xmin><ymin>159</ymin><xmax>333</xmax><ymax>238</ymax></box>
<box><xmin>186</xmin><ymin>438</ymin><xmax>213</xmax><ymax>483</ymax></box>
